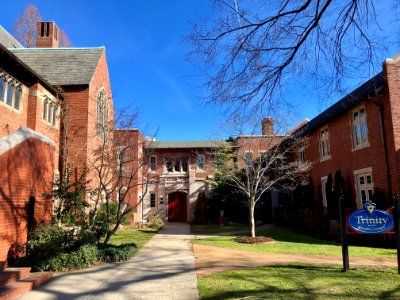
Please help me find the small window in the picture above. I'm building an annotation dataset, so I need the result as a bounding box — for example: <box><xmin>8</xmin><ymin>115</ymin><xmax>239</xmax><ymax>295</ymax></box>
<box><xmin>42</xmin><ymin>98</ymin><xmax>58</xmax><ymax>126</ymax></box>
<box><xmin>244</xmin><ymin>151</ymin><xmax>253</xmax><ymax>169</ymax></box>
<box><xmin>182</xmin><ymin>159</ymin><xmax>188</xmax><ymax>172</ymax></box>
<box><xmin>352</xmin><ymin>106</ymin><xmax>368</xmax><ymax>148</ymax></box>
<box><xmin>197</xmin><ymin>154</ymin><xmax>205</xmax><ymax>171</ymax></box>
<box><xmin>14</xmin><ymin>86</ymin><xmax>22</xmax><ymax>110</ymax></box>
<box><xmin>174</xmin><ymin>160</ymin><xmax>181</xmax><ymax>172</ymax></box>
<box><xmin>165</xmin><ymin>157</ymin><xmax>173</xmax><ymax>172</ymax></box>
<box><xmin>6</xmin><ymin>82</ymin><xmax>14</xmax><ymax>106</ymax></box>
<box><xmin>150</xmin><ymin>194</ymin><xmax>156</xmax><ymax>208</ymax></box>
<box><xmin>150</xmin><ymin>156</ymin><xmax>157</xmax><ymax>171</ymax></box>
<box><xmin>319</xmin><ymin>127</ymin><xmax>330</xmax><ymax>160</ymax></box>
<box><xmin>355</xmin><ymin>169</ymin><xmax>374</xmax><ymax>208</ymax></box>
<box><xmin>321</xmin><ymin>177</ymin><xmax>328</xmax><ymax>208</ymax></box>
<box><xmin>0</xmin><ymin>77</ymin><xmax>5</xmax><ymax>102</ymax></box>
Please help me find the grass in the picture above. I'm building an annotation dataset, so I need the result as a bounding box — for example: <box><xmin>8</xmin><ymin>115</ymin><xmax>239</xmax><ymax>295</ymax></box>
<box><xmin>198</xmin><ymin>264</ymin><xmax>400</xmax><ymax>299</ymax></box>
<box><xmin>108</xmin><ymin>227</ymin><xmax>156</xmax><ymax>249</ymax></box>
<box><xmin>193</xmin><ymin>226</ymin><xmax>397</xmax><ymax>258</ymax></box>
<box><xmin>190</xmin><ymin>223</ymin><xmax>249</xmax><ymax>234</ymax></box>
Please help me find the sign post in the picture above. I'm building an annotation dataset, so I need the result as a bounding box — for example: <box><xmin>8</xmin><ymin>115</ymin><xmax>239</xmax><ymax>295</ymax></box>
<box><xmin>338</xmin><ymin>191</ymin><xmax>349</xmax><ymax>272</ymax></box>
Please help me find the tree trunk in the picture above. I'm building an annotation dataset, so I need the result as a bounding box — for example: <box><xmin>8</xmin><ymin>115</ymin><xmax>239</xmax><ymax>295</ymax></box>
<box><xmin>249</xmin><ymin>197</ymin><xmax>256</xmax><ymax>237</ymax></box>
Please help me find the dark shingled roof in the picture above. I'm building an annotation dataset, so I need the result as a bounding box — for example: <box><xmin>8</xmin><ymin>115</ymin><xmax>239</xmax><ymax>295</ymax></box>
<box><xmin>296</xmin><ymin>73</ymin><xmax>385</xmax><ymax>135</ymax></box>
<box><xmin>146</xmin><ymin>140</ymin><xmax>225</xmax><ymax>149</ymax></box>
<box><xmin>9</xmin><ymin>47</ymin><xmax>104</xmax><ymax>86</ymax></box>
<box><xmin>0</xmin><ymin>26</ymin><xmax>23</xmax><ymax>49</ymax></box>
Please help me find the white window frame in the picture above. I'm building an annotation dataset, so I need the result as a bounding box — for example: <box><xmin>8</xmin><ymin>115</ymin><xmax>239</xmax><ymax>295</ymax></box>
<box><xmin>196</xmin><ymin>154</ymin><xmax>206</xmax><ymax>171</ymax></box>
<box><xmin>298</xmin><ymin>144</ymin><xmax>306</xmax><ymax>163</ymax></box>
<box><xmin>354</xmin><ymin>167</ymin><xmax>374</xmax><ymax>208</ymax></box>
<box><xmin>164</xmin><ymin>156</ymin><xmax>189</xmax><ymax>173</ymax></box>
<box><xmin>351</xmin><ymin>106</ymin><xmax>369</xmax><ymax>150</ymax></box>
<box><xmin>319</xmin><ymin>127</ymin><xmax>331</xmax><ymax>161</ymax></box>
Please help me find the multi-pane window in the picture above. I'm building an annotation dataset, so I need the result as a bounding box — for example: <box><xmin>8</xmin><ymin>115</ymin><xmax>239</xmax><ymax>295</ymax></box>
<box><xmin>298</xmin><ymin>145</ymin><xmax>305</xmax><ymax>163</ymax></box>
<box><xmin>244</xmin><ymin>151</ymin><xmax>253</xmax><ymax>169</ymax></box>
<box><xmin>42</xmin><ymin>98</ymin><xmax>58</xmax><ymax>126</ymax></box>
<box><xmin>150</xmin><ymin>193</ymin><xmax>156</xmax><ymax>208</ymax></box>
<box><xmin>197</xmin><ymin>154</ymin><xmax>205</xmax><ymax>171</ymax></box>
<box><xmin>96</xmin><ymin>89</ymin><xmax>109</xmax><ymax>140</ymax></box>
<box><xmin>165</xmin><ymin>157</ymin><xmax>189</xmax><ymax>173</ymax></box>
<box><xmin>150</xmin><ymin>156</ymin><xmax>157</xmax><ymax>171</ymax></box>
<box><xmin>319</xmin><ymin>127</ymin><xmax>330</xmax><ymax>159</ymax></box>
<box><xmin>352</xmin><ymin>107</ymin><xmax>368</xmax><ymax>148</ymax></box>
<box><xmin>0</xmin><ymin>73</ymin><xmax>22</xmax><ymax>110</ymax></box>
<box><xmin>259</xmin><ymin>151</ymin><xmax>268</xmax><ymax>168</ymax></box>
<box><xmin>355</xmin><ymin>170</ymin><xmax>373</xmax><ymax>208</ymax></box>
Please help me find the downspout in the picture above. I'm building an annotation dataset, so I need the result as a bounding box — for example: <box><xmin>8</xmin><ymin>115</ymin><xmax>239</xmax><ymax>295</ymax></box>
<box><xmin>376</xmin><ymin>101</ymin><xmax>393</xmax><ymax>206</ymax></box>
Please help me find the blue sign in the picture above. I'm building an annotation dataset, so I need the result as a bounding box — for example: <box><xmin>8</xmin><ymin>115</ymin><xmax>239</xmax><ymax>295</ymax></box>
<box><xmin>348</xmin><ymin>201</ymin><xmax>394</xmax><ymax>234</ymax></box>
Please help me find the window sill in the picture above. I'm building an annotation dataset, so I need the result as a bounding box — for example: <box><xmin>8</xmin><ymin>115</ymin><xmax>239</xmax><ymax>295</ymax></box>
<box><xmin>320</xmin><ymin>155</ymin><xmax>331</xmax><ymax>162</ymax></box>
<box><xmin>0</xmin><ymin>101</ymin><xmax>22</xmax><ymax>114</ymax></box>
<box><xmin>351</xmin><ymin>142</ymin><xmax>370</xmax><ymax>152</ymax></box>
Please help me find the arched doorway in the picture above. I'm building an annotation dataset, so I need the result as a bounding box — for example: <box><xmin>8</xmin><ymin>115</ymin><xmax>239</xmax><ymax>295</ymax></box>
<box><xmin>168</xmin><ymin>191</ymin><xmax>187</xmax><ymax>222</ymax></box>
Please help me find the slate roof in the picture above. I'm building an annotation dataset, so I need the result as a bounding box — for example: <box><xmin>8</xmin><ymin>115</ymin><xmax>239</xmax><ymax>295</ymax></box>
<box><xmin>146</xmin><ymin>140</ymin><xmax>225</xmax><ymax>149</ymax></box>
<box><xmin>0</xmin><ymin>26</ymin><xmax>23</xmax><ymax>49</ymax></box>
<box><xmin>9</xmin><ymin>47</ymin><xmax>104</xmax><ymax>86</ymax></box>
<box><xmin>296</xmin><ymin>73</ymin><xmax>385</xmax><ymax>135</ymax></box>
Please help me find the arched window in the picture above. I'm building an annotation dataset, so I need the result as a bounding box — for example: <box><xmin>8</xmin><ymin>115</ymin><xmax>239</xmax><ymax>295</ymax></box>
<box><xmin>96</xmin><ymin>88</ymin><xmax>109</xmax><ymax>140</ymax></box>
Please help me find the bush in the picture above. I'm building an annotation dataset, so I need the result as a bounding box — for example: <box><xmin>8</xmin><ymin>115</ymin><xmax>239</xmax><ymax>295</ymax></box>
<box><xmin>147</xmin><ymin>215</ymin><xmax>164</xmax><ymax>231</ymax></box>
<box><xmin>28</xmin><ymin>224</ymin><xmax>72</xmax><ymax>263</ymax></box>
<box><xmin>35</xmin><ymin>244</ymin><xmax>98</xmax><ymax>272</ymax></box>
<box><xmin>97</xmin><ymin>244</ymin><xmax>137</xmax><ymax>262</ymax></box>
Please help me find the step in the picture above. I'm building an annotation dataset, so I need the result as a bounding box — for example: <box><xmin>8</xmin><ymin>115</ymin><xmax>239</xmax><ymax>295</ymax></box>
<box><xmin>0</xmin><ymin>268</ymin><xmax>31</xmax><ymax>287</ymax></box>
<box><xmin>0</xmin><ymin>272</ymin><xmax>53</xmax><ymax>300</ymax></box>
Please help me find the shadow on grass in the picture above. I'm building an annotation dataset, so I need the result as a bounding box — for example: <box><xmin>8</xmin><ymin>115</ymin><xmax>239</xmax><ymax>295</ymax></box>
<box><xmin>199</xmin><ymin>264</ymin><xmax>400</xmax><ymax>300</ymax></box>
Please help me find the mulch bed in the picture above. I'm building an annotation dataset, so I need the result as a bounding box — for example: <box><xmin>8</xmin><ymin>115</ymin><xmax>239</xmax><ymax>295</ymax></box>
<box><xmin>234</xmin><ymin>236</ymin><xmax>276</xmax><ymax>244</ymax></box>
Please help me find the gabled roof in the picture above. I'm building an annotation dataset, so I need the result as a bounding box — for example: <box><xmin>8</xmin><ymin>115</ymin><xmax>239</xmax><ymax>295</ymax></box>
<box><xmin>0</xmin><ymin>25</ymin><xmax>23</xmax><ymax>49</ymax></box>
<box><xmin>9</xmin><ymin>47</ymin><xmax>104</xmax><ymax>86</ymax></box>
<box><xmin>297</xmin><ymin>73</ymin><xmax>385</xmax><ymax>135</ymax></box>
<box><xmin>146</xmin><ymin>140</ymin><xmax>225</xmax><ymax>149</ymax></box>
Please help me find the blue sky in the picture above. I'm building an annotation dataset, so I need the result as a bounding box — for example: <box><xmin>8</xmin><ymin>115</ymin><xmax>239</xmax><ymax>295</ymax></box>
<box><xmin>1</xmin><ymin>1</ymin><xmax>398</xmax><ymax>140</ymax></box>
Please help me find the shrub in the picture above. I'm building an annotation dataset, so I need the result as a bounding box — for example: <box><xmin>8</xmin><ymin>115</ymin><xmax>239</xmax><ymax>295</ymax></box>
<box><xmin>97</xmin><ymin>244</ymin><xmax>137</xmax><ymax>262</ymax></box>
<box><xmin>35</xmin><ymin>244</ymin><xmax>98</xmax><ymax>272</ymax></box>
<box><xmin>28</xmin><ymin>224</ymin><xmax>72</xmax><ymax>262</ymax></box>
<box><xmin>147</xmin><ymin>215</ymin><xmax>164</xmax><ymax>231</ymax></box>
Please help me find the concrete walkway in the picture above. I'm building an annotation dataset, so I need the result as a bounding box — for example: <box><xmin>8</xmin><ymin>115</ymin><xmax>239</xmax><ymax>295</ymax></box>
<box><xmin>18</xmin><ymin>223</ymin><xmax>199</xmax><ymax>300</ymax></box>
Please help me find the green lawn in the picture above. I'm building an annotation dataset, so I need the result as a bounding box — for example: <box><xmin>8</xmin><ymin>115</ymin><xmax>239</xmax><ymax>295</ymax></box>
<box><xmin>198</xmin><ymin>264</ymin><xmax>400</xmax><ymax>299</ymax></box>
<box><xmin>108</xmin><ymin>228</ymin><xmax>156</xmax><ymax>248</ymax></box>
<box><xmin>190</xmin><ymin>223</ymin><xmax>249</xmax><ymax>234</ymax></box>
<box><xmin>193</xmin><ymin>226</ymin><xmax>396</xmax><ymax>258</ymax></box>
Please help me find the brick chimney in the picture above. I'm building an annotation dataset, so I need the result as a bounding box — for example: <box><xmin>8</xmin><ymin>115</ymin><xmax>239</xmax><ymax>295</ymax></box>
<box><xmin>36</xmin><ymin>21</ymin><xmax>59</xmax><ymax>48</ymax></box>
<box><xmin>261</xmin><ymin>117</ymin><xmax>274</xmax><ymax>136</ymax></box>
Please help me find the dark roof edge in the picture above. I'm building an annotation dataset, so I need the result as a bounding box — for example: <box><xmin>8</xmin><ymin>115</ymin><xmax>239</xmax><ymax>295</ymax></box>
<box><xmin>296</xmin><ymin>73</ymin><xmax>384</xmax><ymax>135</ymax></box>
<box><xmin>0</xmin><ymin>43</ymin><xmax>64</xmax><ymax>99</ymax></box>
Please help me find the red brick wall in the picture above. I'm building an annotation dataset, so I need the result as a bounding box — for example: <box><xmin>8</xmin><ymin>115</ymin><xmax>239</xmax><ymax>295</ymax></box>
<box><xmin>0</xmin><ymin>84</ymin><xmax>29</xmax><ymax>136</ymax></box>
<box><xmin>0</xmin><ymin>137</ymin><xmax>54</xmax><ymax>263</ymax></box>
<box><xmin>304</xmin><ymin>96</ymin><xmax>393</xmax><ymax>209</ymax></box>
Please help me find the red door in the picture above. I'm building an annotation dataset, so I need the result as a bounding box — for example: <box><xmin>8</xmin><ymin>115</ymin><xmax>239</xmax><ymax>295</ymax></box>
<box><xmin>168</xmin><ymin>192</ymin><xmax>187</xmax><ymax>222</ymax></box>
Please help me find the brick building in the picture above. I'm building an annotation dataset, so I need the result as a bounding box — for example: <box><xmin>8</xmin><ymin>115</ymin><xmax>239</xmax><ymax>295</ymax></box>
<box><xmin>0</xmin><ymin>22</ymin><xmax>115</xmax><ymax>266</ymax></box>
<box><xmin>290</xmin><ymin>53</ymin><xmax>400</xmax><ymax>232</ymax></box>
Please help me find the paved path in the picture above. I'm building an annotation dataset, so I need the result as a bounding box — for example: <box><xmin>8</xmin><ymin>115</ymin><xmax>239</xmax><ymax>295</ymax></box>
<box><xmin>18</xmin><ymin>223</ymin><xmax>199</xmax><ymax>300</ymax></box>
<box><xmin>194</xmin><ymin>243</ymin><xmax>398</xmax><ymax>276</ymax></box>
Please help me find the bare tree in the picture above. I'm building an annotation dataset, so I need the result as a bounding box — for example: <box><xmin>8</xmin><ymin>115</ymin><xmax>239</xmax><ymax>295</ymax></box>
<box><xmin>212</xmin><ymin>134</ymin><xmax>310</xmax><ymax>237</ymax></box>
<box><xmin>12</xmin><ymin>4</ymin><xmax>72</xmax><ymax>48</ymax></box>
<box><xmin>12</xmin><ymin>4</ymin><xmax>42</xmax><ymax>48</ymax></box>
<box><xmin>87</xmin><ymin>109</ymin><xmax>157</xmax><ymax>244</ymax></box>
<box><xmin>189</xmin><ymin>0</ymin><xmax>390</xmax><ymax>123</ymax></box>
<box><xmin>59</xmin><ymin>29</ymin><xmax>72</xmax><ymax>47</ymax></box>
